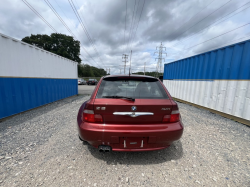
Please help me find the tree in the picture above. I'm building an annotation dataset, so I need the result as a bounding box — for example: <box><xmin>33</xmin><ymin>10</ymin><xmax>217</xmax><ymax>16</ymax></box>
<box><xmin>22</xmin><ymin>33</ymin><xmax>81</xmax><ymax>63</ymax></box>
<box><xmin>78</xmin><ymin>64</ymin><xmax>107</xmax><ymax>77</ymax></box>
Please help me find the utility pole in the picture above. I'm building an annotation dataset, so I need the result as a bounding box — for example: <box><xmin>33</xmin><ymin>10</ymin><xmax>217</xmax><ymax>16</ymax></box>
<box><xmin>154</xmin><ymin>42</ymin><xmax>167</xmax><ymax>77</ymax></box>
<box><xmin>122</xmin><ymin>54</ymin><xmax>129</xmax><ymax>74</ymax></box>
<box><xmin>144</xmin><ymin>62</ymin><xmax>146</xmax><ymax>75</ymax></box>
<box><xmin>129</xmin><ymin>50</ymin><xmax>132</xmax><ymax>75</ymax></box>
<box><xmin>109</xmin><ymin>68</ymin><xmax>110</xmax><ymax>75</ymax></box>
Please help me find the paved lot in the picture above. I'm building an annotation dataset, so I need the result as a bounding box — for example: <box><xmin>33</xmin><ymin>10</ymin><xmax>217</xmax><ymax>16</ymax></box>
<box><xmin>78</xmin><ymin>85</ymin><xmax>96</xmax><ymax>95</ymax></box>
<box><xmin>0</xmin><ymin>95</ymin><xmax>250</xmax><ymax>186</ymax></box>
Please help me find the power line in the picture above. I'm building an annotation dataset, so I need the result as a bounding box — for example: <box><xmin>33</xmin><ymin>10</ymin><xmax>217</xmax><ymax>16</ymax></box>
<box><xmin>73</xmin><ymin>0</ymin><xmax>89</xmax><ymax>27</ymax></box>
<box><xmin>180</xmin><ymin>0</ymin><xmax>216</xmax><ymax>30</ymax></box>
<box><xmin>172</xmin><ymin>0</ymin><xmax>233</xmax><ymax>48</ymax></box>
<box><xmin>80</xmin><ymin>47</ymin><xmax>103</xmax><ymax>69</ymax></box>
<box><xmin>68</xmin><ymin>0</ymin><xmax>105</xmax><ymax>68</ymax></box>
<box><xmin>44</xmin><ymin>0</ymin><xmax>76</xmax><ymax>38</ymax></box>
<box><xmin>52</xmin><ymin>0</ymin><xmax>100</xmax><ymax>69</ymax></box>
<box><xmin>126</xmin><ymin>0</ymin><xmax>138</xmax><ymax>52</ymax></box>
<box><xmin>53</xmin><ymin>1</ymin><xmax>90</xmax><ymax>56</ymax></box>
<box><xmin>80</xmin><ymin>55</ymin><xmax>94</xmax><ymax>66</ymax></box>
<box><xmin>72</xmin><ymin>0</ymin><xmax>100</xmax><ymax>50</ymax></box>
<box><xmin>123</xmin><ymin>0</ymin><xmax>128</xmax><ymax>54</ymax></box>
<box><xmin>197</xmin><ymin>33</ymin><xmax>250</xmax><ymax>55</ymax></box>
<box><xmin>73</xmin><ymin>0</ymin><xmax>108</xmax><ymax>70</ymax></box>
<box><xmin>44</xmin><ymin>0</ymin><xmax>101</xmax><ymax>69</ymax></box>
<box><xmin>67</xmin><ymin>0</ymin><xmax>102</xmax><ymax>68</ymax></box>
<box><xmin>130</xmin><ymin>0</ymin><xmax>146</xmax><ymax>50</ymax></box>
<box><xmin>68</xmin><ymin>0</ymin><xmax>92</xmax><ymax>44</ymax></box>
<box><xmin>22</xmin><ymin>0</ymin><xmax>101</xmax><ymax>69</ymax></box>
<box><xmin>127</xmin><ymin>0</ymin><xmax>142</xmax><ymax>52</ymax></box>
<box><xmin>54</xmin><ymin>0</ymin><xmax>81</xmax><ymax>36</ymax></box>
<box><xmin>67</xmin><ymin>1</ymin><xmax>100</xmax><ymax>66</ymax></box>
<box><xmin>174</xmin><ymin>1</ymin><xmax>250</xmax><ymax>49</ymax></box>
<box><xmin>68</xmin><ymin>0</ymin><xmax>91</xmax><ymax>43</ymax></box>
<box><xmin>22</xmin><ymin>0</ymin><xmax>57</xmax><ymax>32</ymax></box>
<box><xmin>185</xmin><ymin>22</ymin><xmax>250</xmax><ymax>50</ymax></box>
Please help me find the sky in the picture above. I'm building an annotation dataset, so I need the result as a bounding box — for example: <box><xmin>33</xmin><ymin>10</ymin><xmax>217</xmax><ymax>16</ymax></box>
<box><xmin>1</xmin><ymin>0</ymin><xmax>250</xmax><ymax>75</ymax></box>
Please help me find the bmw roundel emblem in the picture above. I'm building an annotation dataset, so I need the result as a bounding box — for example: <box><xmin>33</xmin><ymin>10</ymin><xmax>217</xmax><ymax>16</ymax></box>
<box><xmin>131</xmin><ymin>106</ymin><xmax>137</xmax><ymax>111</ymax></box>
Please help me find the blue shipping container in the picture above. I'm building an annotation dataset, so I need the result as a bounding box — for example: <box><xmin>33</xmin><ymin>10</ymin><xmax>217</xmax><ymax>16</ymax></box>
<box><xmin>163</xmin><ymin>39</ymin><xmax>250</xmax><ymax>122</ymax></box>
<box><xmin>164</xmin><ymin>39</ymin><xmax>250</xmax><ymax>80</ymax></box>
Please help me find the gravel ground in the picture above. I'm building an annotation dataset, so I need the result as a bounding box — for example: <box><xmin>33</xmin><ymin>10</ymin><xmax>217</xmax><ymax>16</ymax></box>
<box><xmin>0</xmin><ymin>95</ymin><xmax>250</xmax><ymax>187</ymax></box>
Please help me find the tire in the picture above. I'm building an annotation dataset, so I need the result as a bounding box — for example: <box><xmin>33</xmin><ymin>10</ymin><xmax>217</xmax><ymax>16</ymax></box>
<box><xmin>79</xmin><ymin>135</ymin><xmax>87</xmax><ymax>142</ymax></box>
<box><xmin>79</xmin><ymin>136</ymin><xmax>89</xmax><ymax>145</ymax></box>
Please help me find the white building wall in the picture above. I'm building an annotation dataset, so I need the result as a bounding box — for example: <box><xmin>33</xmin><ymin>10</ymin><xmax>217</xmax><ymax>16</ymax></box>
<box><xmin>0</xmin><ymin>33</ymin><xmax>77</xmax><ymax>79</ymax></box>
<box><xmin>164</xmin><ymin>80</ymin><xmax>250</xmax><ymax>121</ymax></box>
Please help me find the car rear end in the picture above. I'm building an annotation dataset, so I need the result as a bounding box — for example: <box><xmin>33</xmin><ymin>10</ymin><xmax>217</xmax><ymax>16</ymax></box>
<box><xmin>87</xmin><ymin>79</ymin><xmax>96</xmax><ymax>85</ymax></box>
<box><xmin>77</xmin><ymin>75</ymin><xmax>183</xmax><ymax>152</ymax></box>
<box><xmin>78</xmin><ymin>79</ymin><xmax>82</xmax><ymax>85</ymax></box>
<box><xmin>81</xmin><ymin>79</ymin><xmax>86</xmax><ymax>85</ymax></box>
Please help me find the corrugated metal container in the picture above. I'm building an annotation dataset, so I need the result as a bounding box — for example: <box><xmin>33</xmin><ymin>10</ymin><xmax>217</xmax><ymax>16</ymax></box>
<box><xmin>0</xmin><ymin>33</ymin><xmax>78</xmax><ymax>119</ymax></box>
<box><xmin>163</xmin><ymin>39</ymin><xmax>250</xmax><ymax>122</ymax></box>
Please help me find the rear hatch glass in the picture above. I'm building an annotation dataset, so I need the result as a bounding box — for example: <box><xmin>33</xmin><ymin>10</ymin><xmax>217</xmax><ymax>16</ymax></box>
<box><xmin>94</xmin><ymin>77</ymin><xmax>172</xmax><ymax>124</ymax></box>
<box><xmin>96</xmin><ymin>77</ymin><xmax>168</xmax><ymax>99</ymax></box>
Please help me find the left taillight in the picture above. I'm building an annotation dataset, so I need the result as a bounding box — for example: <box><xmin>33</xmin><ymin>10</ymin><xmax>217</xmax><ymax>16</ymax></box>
<box><xmin>162</xmin><ymin>110</ymin><xmax>180</xmax><ymax>123</ymax></box>
<box><xmin>82</xmin><ymin>109</ymin><xmax>103</xmax><ymax>123</ymax></box>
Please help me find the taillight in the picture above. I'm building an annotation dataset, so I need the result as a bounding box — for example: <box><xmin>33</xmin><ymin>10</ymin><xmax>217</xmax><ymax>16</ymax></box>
<box><xmin>163</xmin><ymin>110</ymin><xmax>180</xmax><ymax>123</ymax></box>
<box><xmin>94</xmin><ymin>114</ymin><xmax>103</xmax><ymax>122</ymax></box>
<box><xmin>169</xmin><ymin>110</ymin><xmax>180</xmax><ymax>122</ymax></box>
<box><xmin>82</xmin><ymin>109</ymin><xmax>103</xmax><ymax>123</ymax></box>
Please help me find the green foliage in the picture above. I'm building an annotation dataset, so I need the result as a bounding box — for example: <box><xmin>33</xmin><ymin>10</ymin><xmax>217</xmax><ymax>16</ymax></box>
<box><xmin>22</xmin><ymin>33</ymin><xmax>81</xmax><ymax>63</ymax></box>
<box><xmin>78</xmin><ymin>64</ymin><xmax>107</xmax><ymax>77</ymax></box>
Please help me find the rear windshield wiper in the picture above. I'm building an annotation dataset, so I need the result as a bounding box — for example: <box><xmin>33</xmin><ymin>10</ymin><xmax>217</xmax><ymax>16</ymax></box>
<box><xmin>102</xmin><ymin>96</ymin><xmax>135</xmax><ymax>102</ymax></box>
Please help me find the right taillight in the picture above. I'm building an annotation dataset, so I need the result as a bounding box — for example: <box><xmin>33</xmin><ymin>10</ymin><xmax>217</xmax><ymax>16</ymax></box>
<box><xmin>82</xmin><ymin>109</ymin><xmax>103</xmax><ymax>123</ymax></box>
<box><xmin>163</xmin><ymin>110</ymin><xmax>180</xmax><ymax>123</ymax></box>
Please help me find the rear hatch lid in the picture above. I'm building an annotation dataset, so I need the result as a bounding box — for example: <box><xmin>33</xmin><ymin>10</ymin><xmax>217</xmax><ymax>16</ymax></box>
<box><xmin>94</xmin><ymin>99</ymin><xmax>172</xmax><ymax>124</ymax></box>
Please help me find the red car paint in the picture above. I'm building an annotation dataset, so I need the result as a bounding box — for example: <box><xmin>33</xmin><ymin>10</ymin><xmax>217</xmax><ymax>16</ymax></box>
<box><xmin>77</xmin><ymin>75</ymin><xmax>183</xmax><ymax>152</ymax></box>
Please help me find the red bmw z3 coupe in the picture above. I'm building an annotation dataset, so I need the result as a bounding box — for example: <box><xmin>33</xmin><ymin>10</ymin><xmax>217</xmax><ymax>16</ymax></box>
<box><xmin>77</xmin><ymin>75</ymin><xmax>183</xmax><ymax>152</ymax></box>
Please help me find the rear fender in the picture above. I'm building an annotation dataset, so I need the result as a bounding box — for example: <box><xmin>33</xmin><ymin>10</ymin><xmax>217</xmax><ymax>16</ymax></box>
<box><xmin>77</xmin><ymin>101</ymin><xmax>88</xmax><ymax>125</ymax></box>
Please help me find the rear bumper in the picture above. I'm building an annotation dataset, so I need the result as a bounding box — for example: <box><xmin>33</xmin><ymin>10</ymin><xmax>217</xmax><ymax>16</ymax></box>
<box><xmin>78</xmin><ymin>121</ymin><xmax>183</xmax><ymax>151</ymax></box>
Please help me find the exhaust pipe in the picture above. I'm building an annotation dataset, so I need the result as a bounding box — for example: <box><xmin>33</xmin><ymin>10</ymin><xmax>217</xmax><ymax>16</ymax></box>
<box><xmin>98</xmin><ymin>145</ymin><xmax>112</xmax><ymax>153</ymax></box>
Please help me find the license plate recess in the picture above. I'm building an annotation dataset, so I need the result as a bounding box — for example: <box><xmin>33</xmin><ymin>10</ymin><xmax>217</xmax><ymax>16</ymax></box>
<box><xmin>120</xmin><ymin>137</ymin><xmax>148</xmax><ymax>149</ymax></box>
